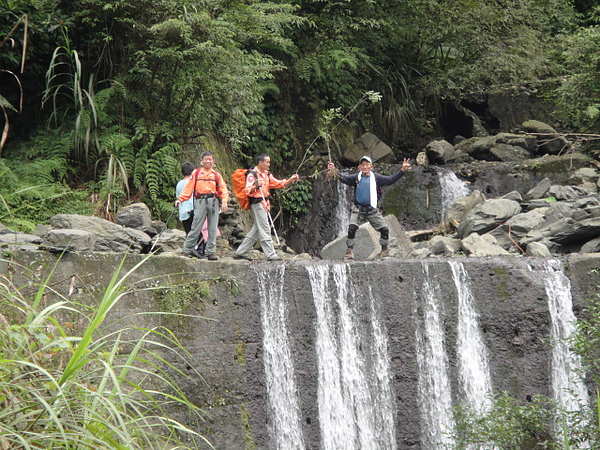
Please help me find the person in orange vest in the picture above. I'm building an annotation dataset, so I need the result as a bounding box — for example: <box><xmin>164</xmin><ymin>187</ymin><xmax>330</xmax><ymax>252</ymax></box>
<box><xmin>234</xmin><ymin>154</ymin><xmax>299</xmax><ymax>261</ymax></box>
<box><xmin>176</xmin><ymin>151</ymin><xmax>229</xmax><ymax>260</ymax></box>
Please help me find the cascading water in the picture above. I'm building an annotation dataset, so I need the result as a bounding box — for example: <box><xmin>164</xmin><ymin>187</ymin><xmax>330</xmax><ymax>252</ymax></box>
<box><xmin>448</xmin><ymin>260</ymin><xmax>494</xmax><ymax>414</ymax></box>
<box><xmin>414</xmin><ymin>262</ymin><xmax>455</xmax><ymax>449</ymax></box>
<box><xmin>306</xmin><ymin>263</ymin><xmax>397</xmax><ymax>450</ymax></box>
<box><xmin>438</xmin><ymin>169</ymin><xmax>470</xmax><ymax>222</ymax></box>
<box><xmin>335</xmin><ymin>182</ymin><xmax>351</xmax><ymax>238</ymax></box>
<box><xmin>256</xmin><ymin>266</ymin><xmax>306</xmax><ymax>450</ymax></box>
<box><xmin>536</xmin><ymin>259</ymin><xmax>590</xmax><ymax>446</ymax></box>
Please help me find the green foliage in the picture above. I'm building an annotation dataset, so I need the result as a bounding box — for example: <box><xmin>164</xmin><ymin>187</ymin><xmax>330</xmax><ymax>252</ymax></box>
<box><xmin>0</xmin><ymin>134</ymin><xmax>96</xmax><ymax>232</ymax></box>
<box><xmin>275</xmin><ymin>178</ymin><xmax>313</xmax><ymax>225</ymax></box>
<box><xmin>154</xmin><ymin>279</ymin><xmax>211</xmax><ymax>316</ymax></box>
<box><xmin>575</xmin><ymin>286</ymin><xmax>600</xmax><ymax>381</ymax></box>
<box><xmin>0</xmin><ymin>254</ymin><xmax>212</xmax><ymax>449</ymax></box>
<box><xmin>555</xmin><ymin>25</ymin><xmax>600</xmax><ymax>133</ymax></box>
<box><xmin>452</xmin><ymin>392</ymin><xmax>556</xmax><ymax>449</ymax></box>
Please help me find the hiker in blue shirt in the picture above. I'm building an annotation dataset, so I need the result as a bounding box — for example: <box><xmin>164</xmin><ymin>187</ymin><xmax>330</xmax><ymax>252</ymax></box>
<box><xmin>328</xmin><ymin>155</ymin><xmax>411</xmax><ymax>259</ymax></box>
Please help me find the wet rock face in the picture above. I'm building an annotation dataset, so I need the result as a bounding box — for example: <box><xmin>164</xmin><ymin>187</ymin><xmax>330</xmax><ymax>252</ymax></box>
<box><xmin>289</xmin><ymin>153</ymin><xmax>596</xmax><ymax>256</ymax></box>
<box><xmin>4</xmin><ymin>252</ymin><xmax>599</xmax><ymax>449</ymax></box>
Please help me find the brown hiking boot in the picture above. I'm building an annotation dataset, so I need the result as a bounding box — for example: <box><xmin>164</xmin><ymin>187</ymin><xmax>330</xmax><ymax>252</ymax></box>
<box><xmin>379</xmin><ymin>248</ymin><xmax>390</xmax><ymax>258</ymax></box>
<box><xmin>344</xmin><ymin>248</ymin><xmax>355</xmax><ymax>260</ymax></box>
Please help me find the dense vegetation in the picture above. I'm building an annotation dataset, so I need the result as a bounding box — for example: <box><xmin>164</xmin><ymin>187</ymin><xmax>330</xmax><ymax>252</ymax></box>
<box><xmin>0</xmin><ymin>0</ymin><xmax>598</xmax><ymax>232</ymax></box>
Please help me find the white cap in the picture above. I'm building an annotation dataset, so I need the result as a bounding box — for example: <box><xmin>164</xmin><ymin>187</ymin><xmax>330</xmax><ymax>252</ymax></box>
<box><xmin>359</xmin><ymin>155</ymin><xmax>372</xmax><ymax>164</ymax></box>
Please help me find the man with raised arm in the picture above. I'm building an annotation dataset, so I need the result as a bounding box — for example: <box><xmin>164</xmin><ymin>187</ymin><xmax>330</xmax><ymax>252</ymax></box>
<box><xmin>328</xmin><ymin>155</ymin><xmax>411</xmax><ymax>259</ymax></box>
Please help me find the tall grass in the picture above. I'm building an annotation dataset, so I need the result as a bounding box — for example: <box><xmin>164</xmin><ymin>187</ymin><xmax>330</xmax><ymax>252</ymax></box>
<box><xmin>0</xmin><ymin>253</ymin><xmax>212</xmax><ymax>449</ymax></box>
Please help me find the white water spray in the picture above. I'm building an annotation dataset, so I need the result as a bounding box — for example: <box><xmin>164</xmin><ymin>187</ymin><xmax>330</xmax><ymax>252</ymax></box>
<box><xmin>256</xmin><ymin>266</ymin><xmax>306</xmax><ymax>450</ymax></box>
<box><xmin>538</xmin><ymin>259</ymin><xmax>590</xmax><ymax>446</ymax></box>
<box><xmin>306</xmin><ymin>263</ymin><xmax>397</xmax><ymax>450</ymax></box>
<box><xmin>449</xmin><ymin>260</ymin><xmax>494</xmax><ymax>414</ymax></box>
<box><xmin>438</xmin><ymin>170</ymin><xmax>470</xmax><ymax>222</ymax></box>
<box><xmin>414</xmin><ymin>262</ymin><xmax>455</xmax><ymax>449</ymax></box>
<box><xmin>335</xmin><ymin>182</ymin><xmax>351</xmax><ymax>238</ymax></box>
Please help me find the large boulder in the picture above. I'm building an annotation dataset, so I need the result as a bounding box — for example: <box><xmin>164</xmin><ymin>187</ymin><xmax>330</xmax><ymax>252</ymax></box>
<box><xmin>489</xmin><ymin>208</ymin><xmax>547</xmax><ymax>251</ymax></box>
<box><xmin>42</xmin><ymin>229</ymin><xmax>96</xmax><ymax>252</ymax></box>
<box><xmin>0</xmin><ymin>230</ymin><xmax>42</xmax><ymax>251</ymax></box>
<box><xmin>343</xmin><ymin>132</ymin><xmax>395</xmax><ymax>164</ymax></box>
<box><xmin>461</xmin><ymin>233</ymin><xmax>511</xmax><ymax>257</ymax></box>
<box><xmin>115</xmin><ymin>202</ymin><xmax>153</xmax><ymax>230</ymax></box>
<box><xmin>520</xmin><ymin>120</ymin><xmax>570</xmax><ymax>155</ymax></box>
<box><xmin>445</xmin><ymin>190</ymin><xmax>487</xmax><ymax>228</ymax></box>
<box><xmin>48</xmin><ymin>214</ymin><xmax>151</xmax><ymax>253</ymax></box>
<box><xmin>321</xmin><ymin>215</ymin><xmax>412</xmax><ymax>260</ymax></box>
<box><xmin>425</xmin><ymin>140</ymin><xmax>457</xmax><ymax>165</ymax></box>
<box><xmin>457</xmin><ymin>198</ymin><xmax>522</xmax><ymax>238</ymax></box>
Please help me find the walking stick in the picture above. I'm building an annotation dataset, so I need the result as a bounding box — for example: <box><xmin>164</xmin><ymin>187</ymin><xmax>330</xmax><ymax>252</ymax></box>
<box><xmin>150</xmin><ymin>207</ymin><xmax>177</xmax><ymax>252</ymax></box>
<box><xmin>260</xmin><ymin>191</ymin><xmax>280</xmax><ymax>246</ymax></box>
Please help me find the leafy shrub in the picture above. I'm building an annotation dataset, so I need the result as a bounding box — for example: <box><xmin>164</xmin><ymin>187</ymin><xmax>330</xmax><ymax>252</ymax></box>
<box><xmin>0</xmin><ymin>254</ymin><xmax>212</xmax><ymax>449</ymax></box>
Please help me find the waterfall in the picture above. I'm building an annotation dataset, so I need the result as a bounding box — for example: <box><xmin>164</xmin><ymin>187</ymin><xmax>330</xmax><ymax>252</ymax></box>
<box><xmin>414</xmin><ymin>262</ymin><xmax>455</xmax><ymax>449</ymax></box>
<box><xmin>537</xmin><ymin>259</ymin><xmax>590</xmax><ymax>446</ymax></box>
<box><xmin>438</xmin><ymin>170</ymin><xmax>470</xmax><ymax>222</ymax></box>
<box><xmin>335</xmin><ymin>182</ymin><xmax>351</xmax><ymax>238</ymax></box>
<box><xmin>449</xmin><ymin>260</ymin><xmax>494</xmax><ymax>414</ymax></box>
<box><xmin>306</xmin><ymin>263</ymin><xmax>397</xmax><ymax>450</ymax></box>
<box><xmin>256</xmin><ymin>266</ymin><xmax>306</xmax><ymax>450</ymax></box>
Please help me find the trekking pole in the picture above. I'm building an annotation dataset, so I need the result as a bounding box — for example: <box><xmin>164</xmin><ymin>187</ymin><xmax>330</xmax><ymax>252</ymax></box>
<box><xmin>260</xmin><ymin>191</ymin><xmax>280</xmax><ymax>246</ymax></box>
<box><xmin>150</xmin><ymin>207</ymin><xmax>177</xmax><ymax>252</ymax></box>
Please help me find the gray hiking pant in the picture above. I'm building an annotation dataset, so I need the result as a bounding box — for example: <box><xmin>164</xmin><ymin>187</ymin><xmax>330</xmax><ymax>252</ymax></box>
<box><xmin>182</xmin><ymin>196</ymin><xmax>219</xmax><ymax>255</ymax></box>
<box><xmin>235</xmin><ymin>202</ymin><xmax>277</xmax><ymax>259</ymax></box>
<box><xmin>346</xmin><ymin>205</ymin><xmax>388</xmax><ymax>249</ymax></box>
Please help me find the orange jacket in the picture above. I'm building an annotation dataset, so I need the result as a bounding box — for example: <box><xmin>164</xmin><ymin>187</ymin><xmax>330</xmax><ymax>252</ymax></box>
<box><xmin>178</xmin><ymin>168</ymin><xmax>229</xmax><ymax>203</ymax></box>
<box><xmin>245</xmin><ymin>168</ymin><xmax>289</xmax><ymax>210</ymax></box>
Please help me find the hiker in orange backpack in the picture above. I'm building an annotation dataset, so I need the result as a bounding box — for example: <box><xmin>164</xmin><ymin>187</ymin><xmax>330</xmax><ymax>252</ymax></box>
<box><xmin>234</xmin><ymin>154</ymin><xmax>299</xmax><ymax>261</ymax></box>
<box><xmin>175</xmin><ymin>151</ymin><xmax>229</xmax><ymax>260</ymax></box>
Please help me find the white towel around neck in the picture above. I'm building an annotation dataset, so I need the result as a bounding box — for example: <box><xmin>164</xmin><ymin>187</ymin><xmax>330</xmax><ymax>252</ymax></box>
<box><xmin>357</xmin><ymin>171</ymin><xmax>377</xmax><ymax>209</ymax></box>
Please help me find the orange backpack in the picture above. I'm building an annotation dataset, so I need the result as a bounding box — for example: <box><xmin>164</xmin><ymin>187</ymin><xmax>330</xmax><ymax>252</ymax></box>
<box><xmin>231</xmin><ymin>169</ymin><xmax>253</xmax><ymax>210</ymax></box>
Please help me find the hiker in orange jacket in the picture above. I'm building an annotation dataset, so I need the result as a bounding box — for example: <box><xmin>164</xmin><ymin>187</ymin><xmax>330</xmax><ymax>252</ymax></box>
<box><xmin>175</xmin><ymin>151</ymin><xmax>229</xmax><ymax>260</ymax></box>
<box><xmin>234</xmin><ymin>154</ymin><xmax>298</xmax><ymax>261</ymax></box>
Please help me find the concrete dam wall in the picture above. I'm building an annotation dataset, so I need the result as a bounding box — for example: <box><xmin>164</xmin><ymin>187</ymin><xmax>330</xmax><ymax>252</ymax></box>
<box><xmin>4</xmin><ymin>251</ymin><xmax>600</xmax><ymax>449</ymax></box>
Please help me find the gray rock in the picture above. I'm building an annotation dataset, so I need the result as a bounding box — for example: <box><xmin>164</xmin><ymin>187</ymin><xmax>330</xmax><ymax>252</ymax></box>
<box><xmin>429</xmin><ymin>235</ymin><xmax>462</xmax><ymax>255</ymax></box>
<box><xmin>459</xmin><ymin>136</ymin><xmax>498</xmax><ymax>161</ymax></box>
<box><xmin>0</xmin><ymin>231</ymin><xmax>42</xmax><ymax>252</ymax></box>
<box><xmin>321</xmin><ymin>223</ymin><xmax>380</xmax><ymax>260</ymax></box>
<box><xmin>548</xmin><ymin>185</ymin><xmax>588</xmax><ymax>201</ymax></box>
<box><xmin>570</xmin><ymin>168</ymin><xmax>600</xmax><ymax>185</ymax></box>
<box><xmin>384</xmin><ymin>215</ymin><xmax>414</xmax><ymax>258</ymax></box>
<box><xmin>489</xmin><ymin>143</ymin><xmax>532</xmax><ymax>162</ymax></box>
<box><xmin>461</xmin><ymin>233</ymin><xmax>511</xmax><ymax>257</ymax></box>
<box><xmin>551</xmin><ymin>217</ymin><xmax>600</xmax><ymax>246</ymax></box>
<box><xmin>457</xmin><ymin>198</ymin><xmax>522</xmax><ymax>238</ymax></box>
<box><xmin>42</xmin><ymin>229</ymin><xmax>96</xmax><ymax>252</ymax></box>
<box><xmin>521</xmin><ymin>120</ymin><xmax>557</xmax><ymax>134</ymax></box>
<box><xmin>425</xmin><ymin>140</ymin><xmax>455</xmax><ymax>165</ymax></box>
<box><xmin>525</xmin><ymin>178</ymin><xmax>553</xmax><ymax>200</ymax></box>
<box><xmin>49</xmin><ymin>214</ymin><xmax>150</xmax><ymax>253</ymax></box>
<box><xmin>521</xmin><ymin>217</ymin><xmax>575</xmax><ymax>246</ymax></box>
<box><xmin>115</xmin><ymin>202</ymin><xmax>152</xmax><ymax>230</ymax></box>
<box><xmin>343</xmin><ymin>132</ymin><xmax>395</xmax><ymax>164</ymax></box>
<box><xmin>520</xmin><ymin>120</ymin><xmax>570</xmax><ymax>155</ymax></box>
<box><xmin>150</xmin><ymin>229</ymin><xmax>186</xmax><ymax>254</ymax></box>
<box><xmin>495</xmin><ymin>133</ymin><xmax>537</xmax><ymax>151</ymax></box>
<box><xmin>525</xmin><ymin>242</ymin><xmax>551</xmax><ymax>257</ymax></box>
<box><xmin>446</xmin><ymin>190</ymin><xmax>487</xmax><ymax>227</ymax></box>
<box><xmin>33</xmin><ymin>224</ymin><xmax>52</xmax><ymax>236</ymax></box>
<box><xmin>490</xmin><ymin>209</ymin><xmax>546</xmax><ymax>250</ymax></box>
<box><xmin>501</xmin><ymin>191</ymin><xmax>523</xmax><ymax>202</ymax></box>
<box><xmin>581</xmin><ymin>237</ymin><xmax>600</xmax><ymax>254</ymax></box>
<box><xmin>321</xmin><ymin>215</ymin><xmax>411</xmax><ymax>260</ymax></box>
